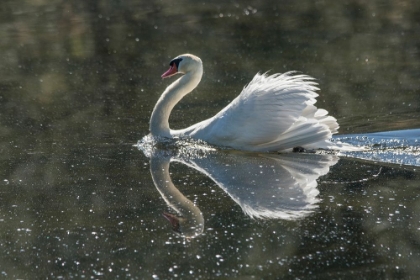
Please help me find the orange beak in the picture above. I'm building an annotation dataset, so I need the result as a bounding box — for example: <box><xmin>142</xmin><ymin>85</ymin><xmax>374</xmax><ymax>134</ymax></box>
<box><xmin>163</xmin><ymin>212</ymin><xmax>180</xmax><ymax>232</ymax></box>
<box><xmin>161</xmin><ymin>64</ymin><xmax>178</xmax><ymax>78</ymax></box>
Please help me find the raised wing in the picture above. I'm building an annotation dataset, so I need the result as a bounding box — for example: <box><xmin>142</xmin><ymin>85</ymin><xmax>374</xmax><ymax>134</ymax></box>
<box><xmin>186</xmin><ymin>72</ymin><xmax>335</xmax><ymax>151</ymax></box>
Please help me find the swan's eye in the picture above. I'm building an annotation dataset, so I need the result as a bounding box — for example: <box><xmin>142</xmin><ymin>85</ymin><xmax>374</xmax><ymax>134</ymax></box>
<box><xmin>162</xmin><ymin>57</ymin><xmax>183</xmax><ymax>78</ymax></box>
<box><xmin>170</xmin><ymin>57</ymin><xmax>183</xmax><ymax>69</ymax></box>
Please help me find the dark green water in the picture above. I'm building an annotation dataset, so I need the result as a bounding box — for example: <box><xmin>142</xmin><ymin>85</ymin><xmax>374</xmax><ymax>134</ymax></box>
<box><xmin>1</xmin><ymin>0</ymin><xmax>420</xmax><ymax>279</ymax></box>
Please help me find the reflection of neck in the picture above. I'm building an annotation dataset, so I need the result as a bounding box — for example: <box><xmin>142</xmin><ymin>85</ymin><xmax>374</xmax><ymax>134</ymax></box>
<box><xmin>150</xmin><ymin>69</ymin><xmax>203</xmax><ymax>138</ymax></box>
<box><xmin>150</xmin><ymin>155</ymin><xmax>204</xmax><ymax>237</ymax></box>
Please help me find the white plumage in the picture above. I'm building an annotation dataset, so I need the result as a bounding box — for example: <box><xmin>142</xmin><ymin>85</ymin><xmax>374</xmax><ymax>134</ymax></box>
<box><xmin>150</xmin><ymin>54</ymin><xmax>358</xmax><ymax>152</ymax></box>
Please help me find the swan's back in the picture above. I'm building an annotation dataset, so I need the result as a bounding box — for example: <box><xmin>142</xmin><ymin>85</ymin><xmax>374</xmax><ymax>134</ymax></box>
<box><xmin>182</xmin><ymin>72</ymin><xmax>342</xmax><ymax>152</ymax></box>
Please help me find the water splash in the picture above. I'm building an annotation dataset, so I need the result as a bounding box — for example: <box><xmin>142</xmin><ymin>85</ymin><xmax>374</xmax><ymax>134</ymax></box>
<box><xmin>334</xmin><ymin>129</ymin><xmax>420</xmax><ymax>166</ymax></box>
<box><xmin>136</xmin><ymin>134</ymin><xmax>217</xmax><ymax>159</ymax></box>
<box><xmin>137</xmin><ymin>129</ymin><xmax>420</xmax><ymax>167</ymax></box>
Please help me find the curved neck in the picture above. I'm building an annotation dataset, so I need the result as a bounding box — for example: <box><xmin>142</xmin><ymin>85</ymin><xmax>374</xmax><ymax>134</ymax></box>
<box><xmin>150</xmin><ymin>155</ymin><xmax>204</xmax><ymax>237</ymax></box>
<box><xmin>150</xmin><ymin>68</ymin><xmax>203</xmax><ymax>137</ymax></box>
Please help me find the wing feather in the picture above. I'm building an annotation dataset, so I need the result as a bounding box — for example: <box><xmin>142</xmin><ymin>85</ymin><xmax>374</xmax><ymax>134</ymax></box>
<box><xmin>182</xmin><ymin>72</ymin><xmax>338</xmax><ymax>152</ymax></box>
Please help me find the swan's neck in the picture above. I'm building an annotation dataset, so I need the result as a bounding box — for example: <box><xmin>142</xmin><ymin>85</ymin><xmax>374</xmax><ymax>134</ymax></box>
<box><xmin>150</xmin><ymin>68</ymin><xmax>203</xmax><ymax>137</ymax></box>
<box><xmin>150</xmin><ymin>155</ymin><xmax>204</xmax><ymax>237</ymax></box>
<box><xmin>150</xmin><ymin>156</ymin><xmax>195</xmax><ymax>215</ymax></box>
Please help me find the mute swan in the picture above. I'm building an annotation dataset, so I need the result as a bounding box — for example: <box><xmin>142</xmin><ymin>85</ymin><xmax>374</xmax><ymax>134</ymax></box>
<box><xmin>150</xmin><ymin>54</ymin><xmax>356</xmax><ymax>152</ymax></box>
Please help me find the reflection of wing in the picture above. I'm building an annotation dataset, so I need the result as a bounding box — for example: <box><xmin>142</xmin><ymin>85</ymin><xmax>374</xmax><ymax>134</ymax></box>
<box><xmin>138</xmin><ymin>135</ymin><xmax>338</xmax><ymax>222</ymax></box>
<box><xmin>175</xmin><ymin>152</ymin><xmax>338</xmax><ymax>220</ymax></box>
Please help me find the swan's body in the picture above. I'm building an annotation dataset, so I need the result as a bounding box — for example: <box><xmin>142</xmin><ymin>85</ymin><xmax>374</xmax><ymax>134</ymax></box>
<box><xmin>150</xmin><ymin>54</ymin><xmax>355</xmax><ymax>152</ymax></box>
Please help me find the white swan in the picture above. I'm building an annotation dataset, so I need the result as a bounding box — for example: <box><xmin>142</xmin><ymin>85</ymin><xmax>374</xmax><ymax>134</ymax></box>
<box><xmin>150</xmin><ymin>53</ymin><xmax>356</xmax><ymax>152</ymax></box>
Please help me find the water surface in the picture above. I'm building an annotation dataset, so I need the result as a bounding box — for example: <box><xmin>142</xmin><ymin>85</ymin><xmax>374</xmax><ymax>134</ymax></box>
<box><xmin>1</xmin><ymin>0</ymin><xmax>420</xmax><ymax>279</ymax></box>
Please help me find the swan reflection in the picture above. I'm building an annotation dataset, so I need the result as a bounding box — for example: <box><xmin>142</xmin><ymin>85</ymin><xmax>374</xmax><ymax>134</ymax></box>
<box><xmin>137</xmin><ymin>139</ymin><xmax>338</xmax><ymax>238</ymax></box>
<box><xmin>150</xmin><ymin>154</ymin><xmax>205</xmax><ymax>238</ymax></box>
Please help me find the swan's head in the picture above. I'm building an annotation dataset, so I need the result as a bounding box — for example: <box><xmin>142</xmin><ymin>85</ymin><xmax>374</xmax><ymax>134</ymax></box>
<box><xmin>161</xmin><ymin>54</ymin><xmax>202</xmax><ymax>78</ymax></box>
<box><xmin>162</xmin><ymin>212</ymin><xmax>204</xmax><ymax>238</ymax></box>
